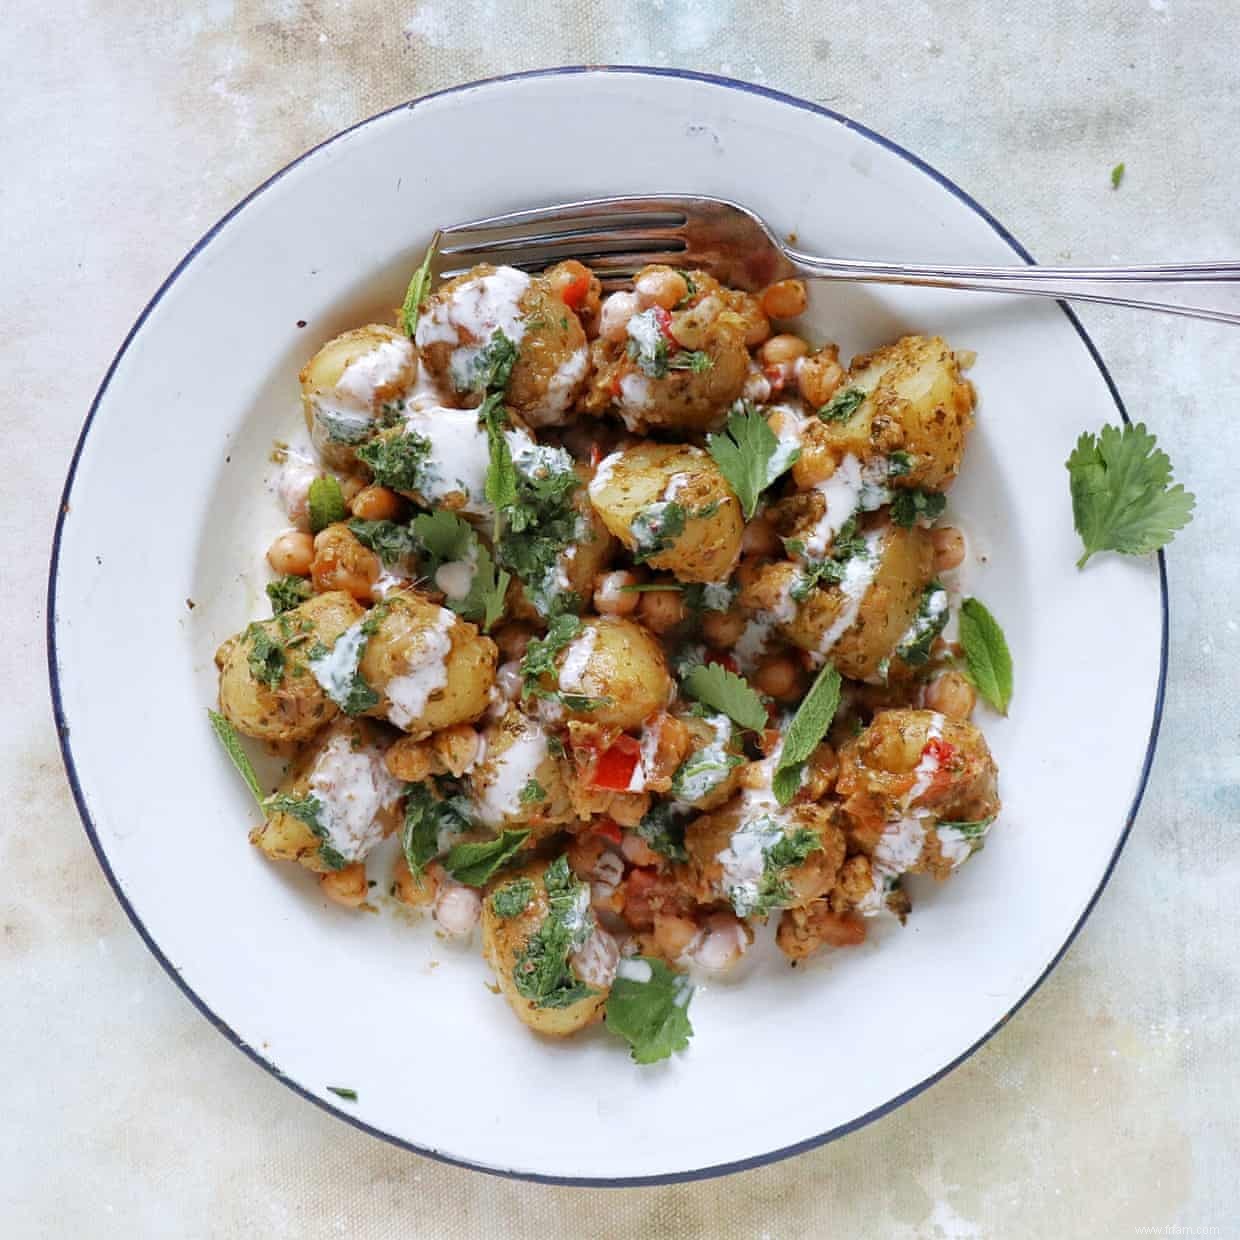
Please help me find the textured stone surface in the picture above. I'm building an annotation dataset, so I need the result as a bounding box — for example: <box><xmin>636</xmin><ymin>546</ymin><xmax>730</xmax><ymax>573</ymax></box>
<box><xmin>5</xmin><ymin>0</ymin><xmax>1238</xmax><ymax>1234</ymax></box>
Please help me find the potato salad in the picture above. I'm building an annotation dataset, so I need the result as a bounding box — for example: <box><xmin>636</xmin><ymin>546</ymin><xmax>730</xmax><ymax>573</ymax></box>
<box><xmin>210</xmin><ymin>250</ymin><xmax>1003</xmax><ymax>1064</ymax></box>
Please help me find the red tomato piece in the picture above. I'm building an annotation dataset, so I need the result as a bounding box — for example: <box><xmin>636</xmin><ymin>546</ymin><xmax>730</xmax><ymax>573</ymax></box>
<box><xmin>590</xmin><ymin>735</ymin><xmax>642</xmax><ymax>790</ymax></box>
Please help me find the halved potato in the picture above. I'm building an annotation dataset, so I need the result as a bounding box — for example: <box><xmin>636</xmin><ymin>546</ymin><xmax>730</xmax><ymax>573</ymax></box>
<box><xmin>587</xmin><ymin>442</ymin><xmax>742</xmax><ymax>583</ymax></box>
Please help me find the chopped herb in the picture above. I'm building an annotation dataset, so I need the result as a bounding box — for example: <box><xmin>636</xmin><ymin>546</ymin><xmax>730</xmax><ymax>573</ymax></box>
<box><xmin>788</xmin><ymin>517</ymin><xmax>869</xmax><ymax>599</ymax></box>
<box><xmin>772</xmin><ymin>664</ymin><xmax>842</xmax><ymax>805</ymax></box>
<box><xmin>959</xmin><ymin>597</ymin><xmax>1014</xmax><ymax>715</ymax></box>
<box><xmin>937</xmin><ymin>815</ymin><xmax>996</xmax><ymax>838</ymax></box>
<box><xmin>819</xmin><ymin>387</ymin><xmax>866</xmax><ymax>423</ymax></box>
<box><xmin>546</xmin><ymin>735</ymin><xmax>566</xmax><ymax>759</ymax></box>
<box><xmin>399</xmin><ymin>233</ymin><xmax>439</xmax><ymax>337</ymax></box>
<box><xmin>519</xmin><ymin>778</ymin><xmax>546</xmax><ymax>804</ymax></box>
<box><xmin>620</xmin><ymin>582</ymin><xmax>684</xmax><ymax>594</ymax></box>
<box><xmin>1066</xmin><ymin>422</ymin><xmax>1194</xmax><ymax>568</ymax></box>
<box><xmin>455</xmin><ymin>329</ymin><xmax>520</xmax><ymax>394</ymax></box>
<box><xmin>443</xmin><ymin>828</ymin><xmax>531</xmax><ymax>887</ymax></box>
<box><xmin>512</xmin><ymin>856</ymin><xmax>596</xmax><ymax>1010</ymax></box>
<box><xmin>409</xmin><ymin>509</ymin><xmax>509</xmax><ymax>631</ymax></box>
<box><xmin>666</xmin><ymin>349</ymin><xmax>713</xmax><ymax>373</ymax></box>
<box><xmin>635</xmin><ymin>801</ymin><xmax>689</xmax><ymax>861</ymax></box>
<box><xmin>491</xmin><ymin>878</ymin><xmax>535</xmax><ymax>919</ymax></box>
<box><xmin>631</xmin><ymin>501</ymin><xmax>687</xmax><ymax>563</ymax></box>
<box><xmin>681</xmin><ymin>662</ymin><xmax>768</xmax><ymax>732</ymax></box>
<box><xmin>890</xmin><ymin>488</ymin><xmax>947</xmax><ymax>528</ymax></box>
<box><xmin>706</xmin><ymin>404</ymin><xmax>796</xmax><ymax>519</ymax></box>
<box><xmin>348</xmin><ymin>518</ymin><xmax>418</xmax><ymax>566</ymax></box>
<box><xmin>401</xmin><ymin>783</ymin><xmax>474</xmax><ymax>876</ymax></box>
<box><xmin>207</xmin><ymin>710</ymin><xmax>265</xmax><ymax>807</ymax></box>
<box><xmin>265</xmin><ymin>792</ymin><xmax>346</xmax><ymax>871</ymax></box>
<box><xmin>266</xmin><ymin>575</ymin><xmax>312</xmax><ymax>615</ymax></box>
<box><xmin>605</xmin><ymin>957</ymin><xmax>695</xmax><ymax>1064</ymax></box>
<box><xmin>671</xmin><ymin>743</ymin><xmax>744</xmax><ymax>803</ymax></box>
<box><xmin>307</xmin><ymin>476</ymin><xmax>346</xmax><ymax>533</ymax></box>
<box><xmin>896</xmin><ymin>583</ymin><xmax>950</xmax><ymax>667</ymax></box>
<box><xmin>742</xmin><ymin>822</ymin><xmax>823</xmax><ymax>917</ymax></box>
<box><xmin>356</xmin><ymin>430</ymin><xmax>433</xmax><ymax>494</ymax></box>
<box><xmin>1110</xmin><ymin>162</ymin><xmax>1125</xmax><ymax>190</ymax></box>
<box><xmin>520</xmin><ymin>613</ymin><xmax>582</xmax><ymax>696</ymax></box>
<box><xmin>246</xmin><ymin>624</ymin><xmax>285</xmax><ymax>689</ymax></box>
<box><xmin>887</xmin><ymin>451</ymin><xmax>914</xmax><ymax>477</ymax></box>
<box><xmin>326</xmin><ymin>1086</ymin><xmax>358</xmax><ymax>1102</ymax></box>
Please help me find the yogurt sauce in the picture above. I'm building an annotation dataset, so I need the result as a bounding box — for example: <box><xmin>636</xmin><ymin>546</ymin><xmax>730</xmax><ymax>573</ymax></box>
<box><xmin>474</xmin><ymin>715</ymin><xmax>550</xmax><ymax>827</ymax></box>
<box><xmin>308</xmin><ymin>618</ymin><xmax>369</xmax><ymax>708</ymax></box>
<box><xmin>311</xmin><ymin>335</ymin><xmax>414</xmax><ymax>445</ymax></box>
<box><xmin>307</xmin><ymin>733</ymin><xmax>403</xmax><ymax>862</ymax></box>
<box><xmin>384</xmin><ymin>607</ymin><xmax>456</xmax><ymax>730</ymax></box>
<box><xmin>816</xmin><ymin>527</ymin><xmax>885</xmax><ymax>657</ymax></box>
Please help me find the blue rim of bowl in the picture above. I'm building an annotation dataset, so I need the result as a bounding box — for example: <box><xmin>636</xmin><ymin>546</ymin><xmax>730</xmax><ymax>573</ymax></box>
<box><xmin>46</xmin><ymin>65</ymin><xmax>1169</xmax><ymax>1188</ymax></box>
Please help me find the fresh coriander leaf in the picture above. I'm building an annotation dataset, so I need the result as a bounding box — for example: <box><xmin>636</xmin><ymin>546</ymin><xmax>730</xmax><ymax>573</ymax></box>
<box><xmin>681</xmin><ymin>662</ymin><xmax>768</xmax><ymax>732</ymax></box>
<box><xmin>245</xmin><ymin>624</ymin><xmax>285</xmax><ymax>689</ymax></box>
<box><xmin>772</xmin><ymin>663</ymin><xmax>842</xmax><ymax>805</ymax></box>
<box><xmin>750</xmin><ymin>826</ymin><xmax>822</xmax><ymax>916</ymax></box>
<box><xmin>491</xmin><ymin>878</ymin><xmax>535</xmax><ymax>919</ymax></box>
<box><xmin>266</xmin><ymin>575</ymin><xmax>311</xmax><ymax>615</ymax></box>
<box><xmin>207</xmin><ymin>710</ymin><xmax>265</xmax><ymax>807</ymax></box>
<box><xmin>348</xmin><ymin>518</ymin><xmax>417</xmax><ymax>565</ymax></box>
<box><xmin>308</xmin><ymin>475</ymin><xmax>346</xmax><ymax>533</ymax></box>
<box><xmin>631</xmin><ymin>501</ymin><xmax>687</xmax><ymax>563</ymax></box>
<box><xmin>399</xmin><ymin>232</ymin><xmax>440</xmax><ymax>337</ymax></box>
<box><xmin>666</xmin><ymin>349</ymin><xmax>713</xmax><ymax>373</ymax></box>
<box><xmin>326</xmin><ymin>1086</ymin><xmax>358</xmax><ymax>1102</ymax></box>
<box><xmin>443</xmin><ymin>829</ymin><xmax>531</xmax><ymax>887</ymax></box>
<box><xmin>819</xmin><ymin>386</ymin><xmax>866</xmax><ymax>423</ymax></box>
<box><xmin>635</xmin><ymin>801</ymin><xmax>689</xmax><ymax>861</ymax></box>
<box><xmin>890</xmin><ymin>488</ymin><xmax>947</xmax><ymax>529</ymax></box>
<box><xmin>519</xmin><ymin>778</ymin><xmax>546</xmax><ymax>805</ymax></box>
<box><xmin>1066</xmin><ymin>422</ymin><xmax>1195</xmax><ymax>568</ymax></box>
<box><xmin>959</xmin><ymin>597</ymin><xmax>1013</xmax><ymax>715</ymax></box>
<box><xmin>512</xmin><ymin>856</ymin><xmax>596</xmax><ymax>1009</ymax></box>
<box><xmin>605</xmin><ymin>958</ymin><xmax>695</xmax><ymax>1065</ymax></box>
<box><xmin>457</xmin><ymin>543</ymin><xmax>509</xmax><ymax>633</ymax></box>
<box><xmin>706</xmin><ymin>405</ymin><xmax>791</xmax><ymax>520</ymax></box>
<box><xmin>1111</xmin><ymin>162</ymin><xmax>1125</xmax><ymax>190</ymax></box>
<box><xmin>356</xmin><ymin>430</ymin><xmax>432</xmax><ymax>494</ymax></box>
<box><xmin>410</xmin><ymin>510</ymin><xmax>475</xmax><ymax>569</ymax></box>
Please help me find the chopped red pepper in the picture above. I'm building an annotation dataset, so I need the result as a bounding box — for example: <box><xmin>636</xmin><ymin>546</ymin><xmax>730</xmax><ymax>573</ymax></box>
<box><xmin>590</xmin><ymin>734</ymin><xmax>642</xmax><ymax>790</ymax></box>
<box><xmin>923</xmin><ymin>737</ymin><xmax>958</xmax><ymax>769</ymax></box>
<box><xmin>763</xmin><ymin>363</ymin><xmax>787</xmax><ymax>396</ymax></box>
<box><xmin>592</xmin><ymin>818</ymin><xmax>623</xmax><ymax>845</ymax></box>
<box><xmin>651</xmin><ymin>305</ymin><xmax>676</xmax><ymax>340</ymax></box>
<box><xmin>590</xmin><ymin>442</ymin><xmax>604</xmax><ymax>469</ymax></box>
<box><xmin>561</xmin><ymin>271</ymin><xmax>591</xmax><ymax>310</ymax></box>
<box><xmin>704</xmin><ymin>650</ymin><xmax>739</xmax><ymax>674</ymax></box>
<box><xmin>610</xmin><ymin>371</ymin><xmax>625</xmax><ymax>398</ymax></box>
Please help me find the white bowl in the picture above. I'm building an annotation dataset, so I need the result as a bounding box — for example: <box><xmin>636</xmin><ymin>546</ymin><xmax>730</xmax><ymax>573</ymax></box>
<box><xmin>48</xmin><ymin>68</ymin><xmax>1166</xmax><ymax>1184</ymax></box>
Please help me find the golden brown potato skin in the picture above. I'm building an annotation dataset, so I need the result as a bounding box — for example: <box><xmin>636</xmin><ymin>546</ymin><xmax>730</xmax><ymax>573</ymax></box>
<box><xmin>416</xmin><ymin>265</ymin><xmax>590</xmax><ymax>427</ymax></box>
<box><xmin>836</xmin><ymin>708</ymin><xmax>1000</xmax><ymax>840</ymax></box>
<box><xmin>481</xmin><ymin>859</ymin><xmax>610</xmax><ymax>1037</ymax></box>
<box><xmin>796</xmin><ymin>335</ymin><xmax>974</xmax><ymax>492</ymax></box>
<box><xmin>740</xmin><ymin>523</ymin><xmax>933</xmax><ymax>680</ymax></box>
<box><xmin>300</xmin><ymin>324</ymin><xmax>415</xmax><ymax>470</ymax></box>
<box><xmin>551</xmin><ymin>616</ymin><xmax>673</xmax><ymax>729</ymax></box>
<box><xmin>471</xmin><ymin>705</ymin><xmax>578</xmax><ymax>836</ymax></box>
<box><xmin>681</xmin><ymin>799</ymin><xmax>847</xmax><ymax>912</ymax></box>
<box><xmin>582</xmin><ymin>270</ymin><xmax>750</xmax><ymax>433</ymax></box>
<box><xmin>359</xmin><ymin>593</ymin><xmax>497</xmax><ymax>737</ymax></box>
<box><xmin>215</xmin><ymin>591</ymin><xmax>365</xmax><ymax>742</ymax></box>
<box><xmin>588</xmin><ymin>443</ymin><xmax>743</xmax><ymax>583</ymax></box>
<box><xmin>250</xmin><ymin>716</ymin><xmax>400</xmax><ymax>872</ymax></box>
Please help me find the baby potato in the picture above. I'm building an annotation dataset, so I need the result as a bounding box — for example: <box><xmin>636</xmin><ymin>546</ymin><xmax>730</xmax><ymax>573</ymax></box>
<box><xmin>471</xmin><ymin>704</ymin><xmax>577</xmax><ymax>836</ymax></box>
<box><xmin>549</xmin><ymin>616</ymin><xmax>673</xmax><ymax>730</ymax></box>
<box><xmin>800</xmin><ymin>335</ymin><xmax>975</xmax><ymax>492</ymax></box>
<box><xmin>300</xmin><ymin>324</ymin><xmax>416</xmax><ymax>470</ymax></box>
<box><xmin>250</xmin><ymin>716</ymin><xmax>402</xmax><ymax>872</ymax></box>
<box><xmin>415</xmin><ymin>265</ymin><xmax>591</xmax><ymax>427</ymax></box>
<box><xmin>359</xmin><ymin>593</ymin><xmax>497</xmax><ymax>737</ymax></box>
<box><xmin>587</xmin><ymin>443</ymin><xmax>743</xmax><ymax>583</ymax></box>
<box><xmin>836</xmin><ymin>708</ymin><xmax>1000</xmax><ymax>839</ymax></box>
<box><xmin>743</xmin><ymin>522</ymin><xmax>933</xmax><ymax>680</ymax></box>
<box><xmin>215</xmin><ymin>590</ymin><xmax>364</xmax><ymax>742</ymax></box>
<box><xmin>481</xmin><ymin>858</ymin><xmax>615</xmax><ymax>1037</ymax></box>
<box><xmin>681</xmin><ymin>799</ymin><xmax>847</xmax><ymax>915</ymax></box>
<box><xmin>581</xmin><ymin>269</ymin><xmax>750</xmax><ymax>433</ymax></box>
<box><xmin>310</xmin><ymin>522</ymin><xmax>382</xmax><ymax>603</ymax></box>
<box><xmin>667</xmin><ymin>709</ymin><xmax>746</xmax><ymax>811</ymax></box>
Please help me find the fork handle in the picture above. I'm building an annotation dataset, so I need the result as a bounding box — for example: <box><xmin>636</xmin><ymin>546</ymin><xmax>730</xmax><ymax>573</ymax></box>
<box><xmin>784</xmin><ymin>253</ymin><xmax>1240</xmax><ymax>326</ymax></box>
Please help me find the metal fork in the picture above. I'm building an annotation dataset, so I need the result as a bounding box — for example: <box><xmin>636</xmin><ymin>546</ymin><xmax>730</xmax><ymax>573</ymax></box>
<box><xmin>436</xmin><ymin>194</ymin><xmax>1240</xmax><ymax>326</ymax></box>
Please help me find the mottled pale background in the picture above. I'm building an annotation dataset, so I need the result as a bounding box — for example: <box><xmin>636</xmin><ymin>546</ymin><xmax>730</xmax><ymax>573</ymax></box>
<box><xmin>6</xmin><ymin>0</ymin><xmax>1238</xmax><ymax>1235</ymax></box>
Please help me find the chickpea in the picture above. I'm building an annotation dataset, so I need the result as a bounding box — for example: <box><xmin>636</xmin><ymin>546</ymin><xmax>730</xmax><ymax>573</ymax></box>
<box><xmin>600</xmin><ymin>290</ymin><xmax>640</xmax><ymax>342</ymax></box>
<box><xmin>320</xmin><ymin>863</ymin><xmax>368</xmax><ymax>909</ymax></box>
<box><xmin>733</xmin><ymin>295</ymin><xmax>772</xmax><ymax>347</ymax></box>
<box><xmin>432</xmin><ymin>867</ymin><xmax>482</xmax><ymax>936</ymax></box>
<box><xmin>702</xmin><ymin>607</ymin><xmax>746</xmax><ymax>647</ymax></box>
<box><xmin>384</xmin><ymin>736</ymin><xmax>435</xmax><ymax>782</ymax></box>
<box><xmin>493</xmin><ymin>623</ymin><xmax>535</xmax><ymax>663</ymax></box>
<box><xmin>924</xmin><ymin>670</ymin><xmax>976</xmax><ymax>720</ymax></box>
<box><xmin>760</xmin><ymin>333</ymin><xmax>810</xmax><ymax>367</ymax></box>
<box><xmin>350</xmin><ymin>485</ymin><xmax>402</xmax><ymax>522</ymax></box>
<box><xmin>754</xmin><ymin>653</ymin><xmax>802</xmax><ymax>701</ymax></box>
<box><xmin>760</xmin><ymin>279</ymin><xmax>808</xmax><ymax>320</ymax></box>
<box><xmin>688</xmin><ymin>912</ymin><xmax>750</xmax><ymax>973</ymax></box>
<box><xmin>310</xmin><ymin>525</ymin><xmax>381</xmax><ymax>602</ymax></box>
<box><xmin>653</xmin><ymin>912</ymin><xmax>699</xmax><ymax>961</ymax></box>
<box><xmin>741</xmin><ymin>514</ymin><xmax>781</xmax><ymax>559</ymax></box>
<box><xmin>797</xmin><ymin>347</ymin><xmax>846</xmax><ymax>407</ymax></box>
<box><xmin>931</xmin><ymin>525</ymin><xmax>967</xmax><ymax>572</ymax></box>
<box><xmin>266</xmin><ymin>530</ymin><xmax>314</xmax><ymax>577</ymax></box>
<box><xmin>392</xmin><ymin>853</ymin><xmax>438</xmax><ymax>908</ymax></box>
<box><xmin>593</xmin><ymin>570</ymin><xmax>641</xmax><ymax>617</ymax></box>
<box><xmin>638</xmin><ymin>588</ymin><xmax>687</xmax><ymax>634</ymax></box>
<box><xmin>635</xmin><ymin>267</ymin><xmax>689</xmax><ymax>311</ymax></box>
<box><xmin>431</xmin><ymin>724</ymin><xmax>481</xmax><ymax>777</ymax></box>
<box><xmin>339</xmin><ymin>475</ymin><xmax>365</xmax><ymax>504</ymax></box>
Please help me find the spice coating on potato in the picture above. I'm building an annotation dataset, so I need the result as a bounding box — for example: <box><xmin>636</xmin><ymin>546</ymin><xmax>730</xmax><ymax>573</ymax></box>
<box><xmin>215</xmin><ymin>591</ymin><xmax>365</xmax><ymax>742</ymax></box>
<box><xmin>550</xmin><ymin>616</ymin><xmax>673</xmax><ymax>730</ymax></box>
<box><xmin>588</xmin><ymin>442</ymin><xmax>743</xmax><ymax>583</ymax></box>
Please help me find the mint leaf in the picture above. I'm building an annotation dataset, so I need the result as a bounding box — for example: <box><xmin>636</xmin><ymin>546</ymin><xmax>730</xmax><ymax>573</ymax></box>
<box><xmin>442</xmin><ymin>829</ymin><xmax>531</xmax><ymax>887</ymax></box>
<box><xmin>605</xmin><ymin>958</ymin><xmax>694</xmax><ymax>1064</ymax></box>
<box><xmin>1110</xmin><ymin>162</ymin><xmax>1125</xmax><ymax>190</ymax></box>
<box><xmin>401</xmin><ymin>784</ymin><xmax>473</xmax><ymax>876</ymax></box>
<box><xmin>207</xmin><ymin>710</ymin><xmax>265</xmax><ymax>807</ymax></box>
<box><xmin>326</xmin><ymin>1086</ymin><xmax>358</xmax><ymax>1102</ymax></box>
<box><xmin>400</xmin><ymin>233</ymin><xmax>439</xmax><ymax>337</ymax></box>
<box><xmin>308</xmin><ymin>475</ymin><xmax>346</xmax><ymax>533</ymax></box>
<box><xmin>1066</xmin><ymin>422</ymin><xmax>1194</xmax><ymax>568</ymax></box>
<box><xmin>959</xmin><ymin>597</ymin><xmax>1013</xmax><ymax>715</ymax></box>
<box><xmin>772</xmin><ymin>663</ymin><xmax>841</xmax><ymax>805</ymax></box>
<box><xmin>491</xmin><ymin>878</ymin><xmax>535</xmax><ymax>919</ymax></box>
<box><xmin>681</xmin><ymin>663</ymin><xmax>768</xmax><ymax>732</ymax></box>
<box><xmin>890</xmin><ymin>488</ymin><xmax>947</xmax><ymax>529</ymax></box>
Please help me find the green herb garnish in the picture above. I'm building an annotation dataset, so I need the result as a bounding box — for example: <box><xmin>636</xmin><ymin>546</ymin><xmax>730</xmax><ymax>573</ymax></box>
<box><xmin>266</xmin><ymin>575</ymin><xmax>312</xmax><ymax>615</ymax></box>
<box><xmin>681</xmin><ymin>662</ymin><xmax>768</xmax><ymax>732</ymax></box>
<box><xmin>772</xmin><ymin>663</ymin><xmax>842</xmax><ymax>805</ymax></box>
<box><xmin>355</xmin><ymin>430</ymin><xmax>433</xmax><ymax>494</ymax></box>
<box><xmin>959</xmin><ymin>597</ymin><xmax>1013</xmax><ymax>715</ymax></box>
<box><xmin>818</xmin><ymin>387</ymin><xmax>866</xmax><ymax>423</ymax></box>
<box><xmin>890</xmin><ymin>488</ymin><xmax>947</xmax><ymax>529</ymax></box>
<box><xmin>491</xmin><ymin>878</ymin><xmax>535</xmax><ymax>919</ymax></box>
<box><xmin>706</xmin><ymin>404</ymin><xmax>796</xmax><ymax>519</ymax></box>
<box><xmin>207</xmin><ymin>710</ymin><xmax>265</xmax><ymax>806</ymax></box>
<box><xmin>605</xmin><ymin>958</ymin><xmax>695</xmax><ymax>1064</ymax></box>
<box><xmin>307</xmin><ymin>475</ymin><xmax>346</xmax><ymax>533</ymax></box>
<box><xmin>512</xmin><ymin>856</ymin><xmax>596</xmax><ymax>1010</ymax></box>
<box><xmin>326</xmin><ymin>1085</ymin><xmax>358</xmax><ymax>1102</ymax></box>
<box><xmin>443</xmin><ymin>829</ymin><xmax>531</xmax><ymax>887</ymax></box>
<box><xmin>399</xmin><ymin>233</ymin><xmax>439</xmax><ymax>337</ymax></box>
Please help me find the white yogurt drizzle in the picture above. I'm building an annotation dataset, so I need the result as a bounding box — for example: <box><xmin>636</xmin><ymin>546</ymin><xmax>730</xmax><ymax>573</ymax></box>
<box><xmin>558</xmin><ymin>624</ymin><xmax>598</xmax><ymax>694</ymax></box>
<box><xmin>401</xmin><ymin>405</ymin><xmax>493</xmax><ymax>514</ymax></box>
<box><xmin>903</xmin><ymin>712</ymin><xmax>946</xmax><ymax>809</ymax></box>
<box><xmin>308</xmin><ymin>618</ymin><xmax>368</xmax><ymax>708</ymax></box>
<box><xmin>306</xmin><ymin>733</ymin><xmax>403</xmax><ymax>862</ymax></box>
<box><xmin>311</xmin><ymin>335</ymin><xmax>414</xmax><ymax>444</ymax></box>
<box><xmin>383</xmin><ymin>607</ymin><xmax>455</xmax><ymax>730</ymax></box>
<box><xmin>816</xmin><ymin>527</ymin><xmax>885</xmax><ymax>658</ymax></box>
<box><xmin>715</xmin><ymin>813</ymin><xmax>787</xmax><ymax>917</ymax></box>
<box><xmin>802</xmin><ymin>454</ymin><xmax>892</xmax><ymax>558</ymax></box>
<box><xmin>473</xmin><ymin>715</ymin><xmax>550</xmax><ymax>827</ymax></box>
<box><xmin>528</xmin><ymin>344</ymin><xmax>589</xmax><ymax>427</ymax></box>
